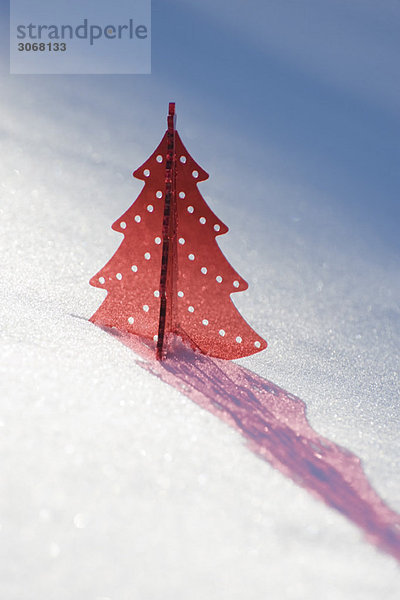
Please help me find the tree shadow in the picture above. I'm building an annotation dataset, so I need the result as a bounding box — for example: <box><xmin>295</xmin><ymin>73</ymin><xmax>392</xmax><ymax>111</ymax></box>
<box><xmin>104</xmin><ymin>326</ymin><xmax>400</xmax><ymax>563</ymax></box>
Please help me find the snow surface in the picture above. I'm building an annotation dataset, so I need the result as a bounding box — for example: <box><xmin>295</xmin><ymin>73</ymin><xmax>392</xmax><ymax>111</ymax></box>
<box><xmin>1</xmin><ymin>74</ymin><xmax>400</xmax><ymax>599</ymax></box>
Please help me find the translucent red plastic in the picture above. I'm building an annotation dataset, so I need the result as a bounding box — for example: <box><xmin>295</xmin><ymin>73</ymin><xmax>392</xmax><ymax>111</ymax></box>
<box><xmin>89</xmin><ymin>103</ymin><xmax>267</xmax><ymax>360</ymax></box>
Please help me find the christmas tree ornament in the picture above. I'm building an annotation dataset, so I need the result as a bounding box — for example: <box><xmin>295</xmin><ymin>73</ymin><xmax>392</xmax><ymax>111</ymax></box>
<box><xmin>89</xmin><ymin>103</ymin><xmax>267</xmax><ymax>360</ymax></box>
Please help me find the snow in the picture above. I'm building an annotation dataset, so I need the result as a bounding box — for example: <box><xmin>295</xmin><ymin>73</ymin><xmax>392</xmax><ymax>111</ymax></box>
<box><xmin>1</xmin><ymin>74</ymin><xmax>400</xmax><ymax>600</ymax></box>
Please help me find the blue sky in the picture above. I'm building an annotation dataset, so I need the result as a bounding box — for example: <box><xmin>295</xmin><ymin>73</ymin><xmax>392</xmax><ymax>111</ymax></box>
<box><xmin>1</xmin><ymin>0</ymin><xmax>399</xmax><ymax>257</ymax></box>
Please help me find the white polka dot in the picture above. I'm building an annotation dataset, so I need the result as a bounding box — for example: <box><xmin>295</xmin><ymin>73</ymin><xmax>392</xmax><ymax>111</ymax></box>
<box><xmin>199</xmin><ymin>217</ymin><xmax>206</xmax><ymax>224</ymax></box>
<box><xmin>156</xmin><ymin>190</ymin><xmax>163</xmax><ymax>198</ymax></box>
<box><xmin>179</xmin><ymin>191</ymin><xmax>186</xmax><ymax>199</ymax></box>
<box><xmin>153</xmin><ymin>334</ymin><xmax>158</xmax><ymax>342</ymax></box>
<box><xmin>116</xmin><ymin>273</ymin><xmax>122</xmax><ymax>280</ymax></box>
<box><xmin>144</xmin><ymin>252</ymin><xmax>151</xmax><ymax>260</ymax></box>
<box><xmin>147</xmin><ymin>204</ymin><xmax>154</xmax><ymax>212</ymax></box>
<box><xmin>120</xmin><ymin>221</ymin><xmax>127</xmax><ymax>229</ymax></box>
<box><xmin>187</xmin><ymin>206</ymin><xmax>194</xmax><ymax>213</ymax></box>
<box><xmin>214</xmin><ymin>224</ymin><xmax>221</xmax><ymax>232</ymax></box>
<box><xmin>188</xmin><ymin>306</ymin><xmax>194</xmax><ymax>313</ymax></box>
<box><xmin>233</xmin><ymin>280</ymin><xmax>240</xmax><ymax>288</ymax></box>
<box><xmin>188</xmin><ymin>253</ymin><xmax>195</xmax><ymax>261</ymax></box>
<box><xmin>180</xmin><ymin>155</ymin><xmax>187</xmax><ymax>163</ymax></box>
<box><xmin>236</xmin><ymin>336</ymin><xmax>242</xmax><ymax>343</ymax></box>
<box><xmin>154</xmin><ymin>290</ymin><xmax>160</xmax><ymax>298</ymax></box>
<box><xmin>131</xmin><ymin>265</ymin><xmax>138</xmax><ymax>272</ymax></box>
<box><xmin>155</xmin><ymin>236</ymin><xmax>162</xmax><ymax>244</ymax></box>
<box><xmin>179</xmin><ymin>238</ymin><xmax>185</xmax><ymax>245</ymax></box>
<box><xmin>135</xmin><ymin>215</ymin><xmax>141</xmax><ymax>223</ymax></box>
<box><xmin>128</xmin><ymin>316</ymin><xmax>134</xmax><ymax>325</ymax></box>
<box><xmin>219</xmin><ymin>329</ymin><xmax>225</xmax><ymax>337</ymax></box>
<box><xmin>192</xmin><ymin>170</ymin><xmax>199</xmax><ymax>178</ymax></box>
<box><xmin>156</xmin><ymin>155</ymin><xmax>163</xmax><ymax>163</ymax></box>
<box><xmin>143</xmin><ymin>169</ymin><xmax>150</xmax><ymax>177</ymax></box>
<box><xmin>178</xmin><ymin>291</ymin><xmax>184</xmax><ymax>297</ymax></box>
<box><xmin>98</xmin><ymin>277</ymin><xmax>105</xmax><ymax>284</ymax></box>
<box><xmin>202</xmin><ymin>319</ymin><xmax>209</xmax><ymax>326</ymax></box>
<box><xmin>254</xmin><ymin>341</ymin><xmax>261</xmax><ymax>348</ymax></box>
<box><xmin>216</xmin><ymin>275</ymin><xmax>223</xmax><ymax>283</ymax></box>
<box><xmin>201</xmin><ymin>267</ymin><xmax>207</xmax><ymax>274</ymax></box>
<box><xmin>143</xmin><ymin>305</ymin><xmax>149</xmax><ymax>312</ymax></box>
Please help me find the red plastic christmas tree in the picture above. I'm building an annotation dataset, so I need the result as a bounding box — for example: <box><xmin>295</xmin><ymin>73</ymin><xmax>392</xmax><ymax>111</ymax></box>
<box><xmin>90</xmin><ymin>103</ymin><xmax>267</xmax><ymax>360</ymax></box>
